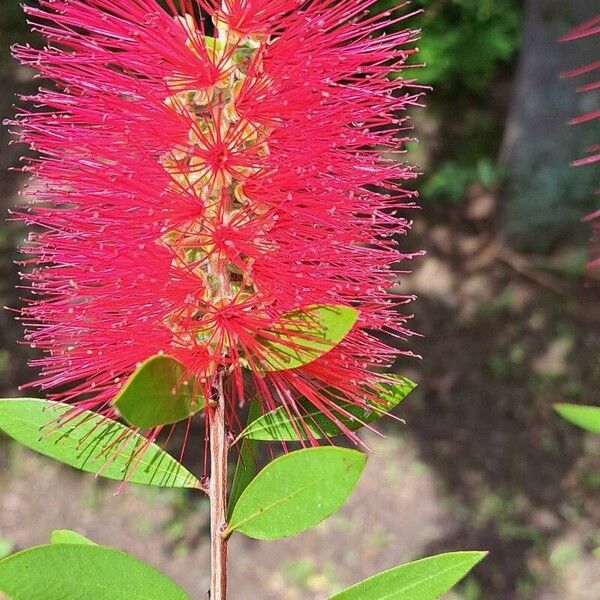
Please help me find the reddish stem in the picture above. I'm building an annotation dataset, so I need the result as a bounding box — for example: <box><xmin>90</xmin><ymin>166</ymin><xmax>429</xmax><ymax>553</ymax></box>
<box><xmin>209</xmin><ymin>372</ymin><xmax>229</xmax><ymax>599</ymax></box>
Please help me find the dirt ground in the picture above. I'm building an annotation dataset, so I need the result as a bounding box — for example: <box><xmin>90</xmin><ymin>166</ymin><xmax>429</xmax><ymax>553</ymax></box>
<box><xmin>1</xmin><ymin>66</ymin><xmax>600</xmax><ymax>600</ymax></box>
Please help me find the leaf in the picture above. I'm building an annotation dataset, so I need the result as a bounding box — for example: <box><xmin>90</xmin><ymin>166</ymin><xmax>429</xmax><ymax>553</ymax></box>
<box><xmin>226</xmin><ymin>446</ymin><xmax>366</xmax><ymax>540</ymax></box>
<box><xmin>0</xmin><ymin>544</ymin><xmax>190</xmax><ymax>600</ymax></box>
<box><xmin>0</xmin><ymin>398</ymin><xmax>202</xmax><ymax>490</ymax></box>
<box><xmin>380</xmin><ymin>375</ymin><xmax>417</xmax><ymax>405</ymax></box>
<box><xmin>228</xmin><ymin>401</ymin><xmax>261</xmax><ymax>517</ymax></box>
<box><xmin>329</xmin><ymin>551</ymin><xmax>488</xmax><ymax>600</ymax></box>
<box><xmin>237</xmin><ymin>376</ymin><xmax>416</xmax><ymax>441</ymax></box>
<box><xmin>113</xmin><ymin>354</ymin><xmax>205</xmax><ymax>429</ymax></box>
<box><xmin>259</xmin><ymin>304</ymin><xmax>359</xmax><ymax>371</ymax></box>
<box><xmin>0</xmin><ymin>540</ymin><xmax>14</xmax><ymax>561</ymax></box>
<box><xmin>50</xmin><ymin>530</ymin><xmax>95</xmax><ymax>546</ymax></box>
<box><xmin>554</xmin><ymin>403</ymin><xmax>600</xmax><ymax>434</ymax></box>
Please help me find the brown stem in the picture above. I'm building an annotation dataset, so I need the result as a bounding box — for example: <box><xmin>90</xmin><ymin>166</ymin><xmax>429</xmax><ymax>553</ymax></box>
<box><xmin>209</xmin><ymin>372</ymin><xmax>229</xmax><ymax>600</ymax></box>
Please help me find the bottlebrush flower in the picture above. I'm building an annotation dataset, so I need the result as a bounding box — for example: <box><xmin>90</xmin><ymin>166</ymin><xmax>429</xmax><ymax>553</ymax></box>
<box><xmin>9</xmin><ymin>0</ymin><xmax>423</xmax><ymax>442</ymax></box>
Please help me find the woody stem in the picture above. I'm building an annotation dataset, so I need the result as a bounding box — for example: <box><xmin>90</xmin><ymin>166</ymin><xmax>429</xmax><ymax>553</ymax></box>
<box><xmin>209</xmin><ymin>370</ymin><xmax>229</xmax><ymax>600</ymax></box>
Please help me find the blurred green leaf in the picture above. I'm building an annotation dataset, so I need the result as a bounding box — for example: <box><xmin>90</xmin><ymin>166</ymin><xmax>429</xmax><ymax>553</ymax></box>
<box><xmin>237</xmin><ymin>376</ymin><xmax>416</xmax><ymax>441</ymax></box>
<box><xmin>50</xmin><ymin>530</ymin><xmax>95</xmax><ymax>546</ymax></box>
<box><xmin>259</xmin><ymin>305</ymin><xmax>358</xmax><ymax>371</ymax></box>
<box><xmin>390</xmin><ymin>0</ymin><xmax>521</xmax><ymax>90</ymax></box>
<box><xmin>329</xmin><ymin>551</ymin><xmax>488</xmax><ymax>599</ymax></box>
<box><xmin>228</xmin><ymin>401</ymin><xmax>262</xmax><ymax>517</ymax></box>
<box><xmin>422</xmin><ymin>158</ymin><xmax>499</xmax><ymax>202</ymax></box>
<box><xmin>113</xmin><ymin>354</ymin><xmax>205</xmax><ymax>429</ymax></box>
<box><xmin>0</xmin><ymin>540</ymin><xmax>14</xmax><ymax>561</ymax></box>
<box><xmin>227</xmin><ymin>447</ymin><xmax>366</xmax><ymax>540</ymax></box>
<box><xmin>554</xmin><ymin>404</ymin><xmax>600</xmax><ymax>434</ymax></box>
<box><xmin>0</xmin><ymin>544</ymin><xmax>190</xmax><ymax>600</ymax></box>
<box><xmin>0</xmin><ymin>398</ymin><xmax>202</xmax><ymax>489</ymax></box>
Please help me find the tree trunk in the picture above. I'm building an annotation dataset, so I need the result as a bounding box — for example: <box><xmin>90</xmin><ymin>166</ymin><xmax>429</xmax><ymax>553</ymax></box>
<box><xmin>500</xmin><ymin>0</ymin><xmax>598</xmax><ymax>252</ymax></box>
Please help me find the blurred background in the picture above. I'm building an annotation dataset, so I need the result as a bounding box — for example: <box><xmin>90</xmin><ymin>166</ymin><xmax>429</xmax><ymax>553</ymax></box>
<box><xmin>0</xmin><ymin>1</ymin><xmax>599</xmax><ymax>599</ymax></box>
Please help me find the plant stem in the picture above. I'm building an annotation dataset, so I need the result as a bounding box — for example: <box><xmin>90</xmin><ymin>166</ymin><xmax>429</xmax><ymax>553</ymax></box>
<box><xmin>209</xmin><ymin>371</ymin><xmax>229</xmax><ymax>600</ymax></box>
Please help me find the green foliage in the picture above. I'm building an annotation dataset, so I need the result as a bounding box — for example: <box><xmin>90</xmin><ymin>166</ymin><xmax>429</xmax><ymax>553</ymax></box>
<box><xmin>329</xmin><ymin>551</ymin><xmax>487</xmax><ymax>600</ymax></box>
<box><xmin>377</xmin><ymin>0</ymin><xmax>522</xmax><ymax>208</ymax></box>
<box><xmin>228</xmin><ymin>401</ymin><xmax>261</xmax><ymax>517</ymax></box>
<box><xmin>418</xmin><ymin>0</ymin><xmax>520</xmax><ymax>90</ymax></box>
<box><xmin>113</xmin><ymin>354</ymin><xmax>205</xmax><ymax>428</ymax></box>
<box><xmin>422</xmin><ymin>158</ymin><xmax>500</xmax><ymax>202</ymax></box>
<box><xmin>0</xmin><ymin>544</ymin><xmax>190</xmax><ymax>600</ymax></box>
<box><xmin>0</xmin><ymin>398</ymin><xmax>201</xmax><ymax>489</ymax></box>
<box><xmin>0</xmin><ymin>1</ymin><xmax>36</xmax><ymax>66</ymax></box>
<box><xmin>50</xmin><ymin>530</ymin><xmax>95</xmax><ymax>546</ymax></box>
<box><xmin>554</xmin><ymin>404</ymin><xmax>600</xmax><ymax>434</ymax></box>
<box><xmin>259</xmin><ymin>304</ymin><xmax>358</xmax><ymax>371</ymax></box>
<box><xmin>226</xmin><ymin>447</ymin><xmax>366</xmax><ymax>540</ymax></box>
<box><xmin>237</xmin><ymin>376</ymin><xmax>416</xmax><ymax>441</ymax></box>
<box><xmin>0</xmin><ymin>540</ymin><xmax>14</xmax><ymax>561</ymax></box>
<box><xmin>382</xmin><ymin>0</ymin><xmax>522</xmax><ymax>92</ymax></box>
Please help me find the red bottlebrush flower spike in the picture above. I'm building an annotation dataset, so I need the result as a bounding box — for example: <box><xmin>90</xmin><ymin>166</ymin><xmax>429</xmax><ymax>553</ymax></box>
<box><xmin>9</xmin><ymin>0</ymin><xmax>423</xmax><ymax>444</ymax></box>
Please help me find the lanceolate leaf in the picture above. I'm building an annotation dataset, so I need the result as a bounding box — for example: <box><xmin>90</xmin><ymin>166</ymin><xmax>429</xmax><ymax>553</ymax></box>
<box><xmin>259</xmin><ymin>304</ymin><xmax>359</xmax><ymax>371</ymax></box>
<box><xmin>113</xmin><ymin>354</ymin><xmax>205</xmax><ymax>429</ymax></box>
<box><xmin>0</xmin><ymin>544</ymin><xmax>190</xmax><ymax>600</ymax></box>
<box><xmin>380</xmin><ymin>375</ymin><xmax>417</xmax><ymax>405</ymax></box>
<box><xmin>227</xmin><ymin>446</ymin><xmax>366</xmax><ymax>540</ymax></box>
<box><xmin>0</xmin><ymin>399</ymin><xmax>201</xmax><ymax>490</ymax></box>
<box><xmin>554</xmin><ymin>403</ymin><xmax>600</xmax><ymax>434</ymax></box>
<box><xmin>237</xmin><ymin>376</ymin><xmax>416</xmax><ymax>441</ymax></box>
<box><xmin>328</xmin><ymin>551</ymin><xmax>488</xmax><ymax>600</ymax></box>
<box><xmin>228</xmin><ymin>401</ymin><xmax>262</xmax><ymax>517</ymax></box>
<box><xmin>50</xmin><ymin>530</ymin><xmax>95</xmax><ymax>546</ymax></box>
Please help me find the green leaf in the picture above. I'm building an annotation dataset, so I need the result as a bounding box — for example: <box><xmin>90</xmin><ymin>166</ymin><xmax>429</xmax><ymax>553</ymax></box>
<box><xmin>0</xmin><ymin>540</ymin><xmax>14</xmax><ymax>561</ymax></box>
<box><xmin>329</xmin><ymin>551</ymin><xmax>488</xmax><ymax>600</ymax></box>
<box><xmin>237</xmin><ymin>375</ymin><xmax>416</xmax><ymax>441</ymax></box>
<box><xmin>50</xmin><ymin>530</ymin><xmax>95</xmax><ymax>546</ymax></box>
<box><xmin>0</xmin><ymin>544</ymin><xmax>190</xmax><ymax>600</ymax></box>
<box><xmin>227</xmin><ymin>446</ymin><xmax>366</xmax><ymax>540</ymax></box>
<box><xmin>554</xmin><ymin>404</ymin><xmax>600</xmax><ymax>434</ymax></box>
<box><xmin>113</xmin><ymin>354</ymin><xmax>205</xmax><ymax>429</ymax></box>
<box><xmin>228</xmin><ymin>401</ymin><xmax>261</xmax><ymax>517</ymax></box>
<box><xmin>0</xmin><ymin>398</ymin><xmax>202</xmax><ymax>490</ymax></box>
<box><xmin>259</xmin><ymin>304</ymin><xmax>359</xmax><ymax>371</ymax></box>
